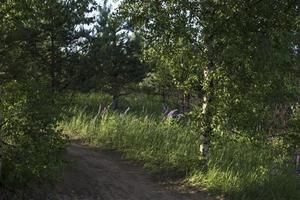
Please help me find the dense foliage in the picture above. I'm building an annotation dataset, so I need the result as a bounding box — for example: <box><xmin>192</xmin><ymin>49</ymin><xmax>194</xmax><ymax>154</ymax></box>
<box><xmin>1</xmin><ymin>0</ymin><xmax>300</xmax><ymax>199</ymax></box>
<box><xmin>0</xmin><ymin>0</ymin><xmax>94</xmax><ymax>194</ymax></box>
<box><xmin>0</xmin><ymin>0</ymin><xmax>146</xmax><ymax>193</ymax></box>
<box><xmin>73</xmin><ymin>1</ymin><xmax>148</xmax><ymax>109</ymax></box>
<box><xmin>120</xmin><ymin>0</ymin><xmax>300</xmax><ymax>158</ymax></box>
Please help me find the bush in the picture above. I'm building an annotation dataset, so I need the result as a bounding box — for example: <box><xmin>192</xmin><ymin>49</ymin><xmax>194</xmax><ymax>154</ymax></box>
<box><xmin>0</xmin><ymin>80</ymin><xmax>68</xmax><ymax>188</ymax></box>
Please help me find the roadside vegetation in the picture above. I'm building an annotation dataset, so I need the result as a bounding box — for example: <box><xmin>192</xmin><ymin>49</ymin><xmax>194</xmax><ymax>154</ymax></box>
<box><xmin>61</xmin><ymin>93</ymin><xmax>300</xmax><ymax>200</ymax></box>
<box><xmin>1</xmin><ymin>0</ymin><xmax>299</xmax><ymax>200</ymax></box>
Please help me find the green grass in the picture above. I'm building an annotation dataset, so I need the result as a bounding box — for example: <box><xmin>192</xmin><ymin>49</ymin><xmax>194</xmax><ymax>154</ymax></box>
<box><xmin>188</xmin><ymin>136</ymin><xmax>300</xmax><ymax>199</ymax></box>
<box><xmin>70</xmin><ymin>92</ymin><xmax>175</xmax><ymax>116</ymax></box>
<box><xmin>62</xmin><ymin>106</ymin><xmax>201</xmax><ymax>175</ymax></box>
<box><xmin>61</xmin><ymin>92</ymin><xmax>300</xmax><ymax>200</ymax></box>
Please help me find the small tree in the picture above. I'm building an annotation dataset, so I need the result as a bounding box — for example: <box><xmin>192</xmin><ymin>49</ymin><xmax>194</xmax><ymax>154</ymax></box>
<box><xmin>89</xmin><ymin>2</ymin><xmax>147</xmax><ymax>109</ymax></box>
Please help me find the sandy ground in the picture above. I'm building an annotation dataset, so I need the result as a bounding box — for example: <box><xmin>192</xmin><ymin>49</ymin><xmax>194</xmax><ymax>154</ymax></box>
<box><xmin>50</xmin><ymin>143</ymin><xmax>217</xmax><ymax>200</ymax></box>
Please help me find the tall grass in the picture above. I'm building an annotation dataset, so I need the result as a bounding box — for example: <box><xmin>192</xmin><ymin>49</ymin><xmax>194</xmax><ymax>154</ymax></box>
<box><xmin>62</xmin><ymin>105</ymin><xmax>201</xmax><ymax>174</ymax></box>
<box><xmin>189</xmin><ymin>136</ymin><xmax>300</xmax><ymax>199</ymax></box>
<box><xmin>71</xmin><ymin>92</ymin><xmax>174</xmax><ymax>116</ymax></box>
<box><xmin>61</xmin><ymin>93</ymin><xmax>300</xmax><ymax>200</ymax></box>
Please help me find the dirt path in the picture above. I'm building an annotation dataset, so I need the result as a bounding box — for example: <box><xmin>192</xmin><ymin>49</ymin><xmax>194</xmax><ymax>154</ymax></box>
<box><xmin>51</xmin><ymin>143</ymin><xmax>216</xmax><ymax>200</ymax></box>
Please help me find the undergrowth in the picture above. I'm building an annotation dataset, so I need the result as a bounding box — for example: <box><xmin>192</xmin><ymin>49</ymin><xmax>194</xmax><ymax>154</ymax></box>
<box><xmin>61</xmin><ymin>93</ymin><xmax>300</xmax><ymax>200</ymax></box>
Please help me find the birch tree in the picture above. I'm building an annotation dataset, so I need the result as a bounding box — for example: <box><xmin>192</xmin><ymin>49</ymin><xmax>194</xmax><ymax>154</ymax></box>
<box><xmin>119</xmin><ymin>0</ymin><xmax>300</xmax><ymax>161</ymax></box>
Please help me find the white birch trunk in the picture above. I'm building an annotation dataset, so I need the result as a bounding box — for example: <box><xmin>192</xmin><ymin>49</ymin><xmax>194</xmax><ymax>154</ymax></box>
<box><xmin>200</xmin><ymin>59</ymin><xmax>214</xmax><ymax>161</ymax></box>
<box><xmin>200</xmin><ymin>69</ymin><xmax>210</xmax><ymax>158</ymax></box>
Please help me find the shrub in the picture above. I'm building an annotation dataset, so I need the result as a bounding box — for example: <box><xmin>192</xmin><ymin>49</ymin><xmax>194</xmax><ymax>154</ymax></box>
<box><xmin>0</xmin><ymin>80</ymin><xmax>68</xmax><ymax>188</ymax></box>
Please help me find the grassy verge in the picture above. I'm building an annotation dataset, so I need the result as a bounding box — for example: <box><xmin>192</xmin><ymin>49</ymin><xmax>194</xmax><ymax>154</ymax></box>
<box><xmin>61</xmin><ymin>92</ymin><xmax>300</xmax><ymax>200</ymax></box>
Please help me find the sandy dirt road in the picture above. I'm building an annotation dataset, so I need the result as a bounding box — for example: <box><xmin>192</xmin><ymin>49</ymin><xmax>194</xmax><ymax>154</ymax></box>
<box><xmin>51</xmin><ymin>143</ymin><xmax>216</xmax><ymax>200</ymax></box>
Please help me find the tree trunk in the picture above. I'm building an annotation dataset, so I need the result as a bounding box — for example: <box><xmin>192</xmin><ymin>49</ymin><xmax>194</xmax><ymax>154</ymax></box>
<box><xmin>112</xmin><ymin>94</ymin><xmax>119</xmax><ymax>110</ymax></box>
<box><xmin>181</xmin><ymin>92</ymin><xmax>186</xmax><ymax>113</ymax></box>
<box><xmin>162</xmin><ymin>89</ymin><xmax>168</xmax><ymax>113</ymax></box>
<box><xmin>50</xmin><ymin>34</ymin><xmax>56</xmax><ymax>92</ymax></box>
<box><xmin>0</xmin><ymin>88</ymin><xmax>3</xmax><ymax>178</ymax></box>
<box><xmin>0</xmin><ymin>139</ymin><xmax>2</xmax><ymax>180</ymax></box>
<box><xmin>200</xmin><ymin>59</ymin><xmax>214</xmax><ymax>162</ymax></box>
<box><xmin>162</xmin><ymin>89</ymin><xmax>166</xmax><ymax>105</ymax></box>
<box><xmin>295</xmin><ymin>148</ymin><xmax>300</xmax><ymax>174</ymax></box>
<box><xmin>186</xmin><ymin>93</ymin><xmax>191</xmax><ymax>111</ymax></box>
